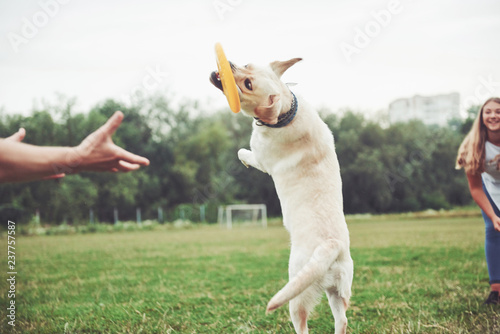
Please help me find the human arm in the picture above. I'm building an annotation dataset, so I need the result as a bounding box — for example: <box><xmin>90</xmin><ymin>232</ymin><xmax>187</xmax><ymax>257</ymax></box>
<box><xmin>0</xmin><ymin>111</ymin><xmax>150</xmax><ymax>183</ymax></box>
<box><xmin>3</xmin><ymin>127</ymin><xmax>65</xmax><ymax>180</ymax></box>
<box><xmin>0</xmin><ymin>141</ymin><xmax>72</xmax><ymax>182</ymax></box>
<box><xmin>467</xmin><ymin>172</ymin><xmax>500</xmax><ymax>231</ymax></box>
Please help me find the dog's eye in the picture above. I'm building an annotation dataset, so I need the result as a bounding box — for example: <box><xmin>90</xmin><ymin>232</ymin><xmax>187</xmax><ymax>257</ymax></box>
<box><xmin>244</xmin><ymin>79</ymin><xmax>252</xmax><ymax>91</ymax></box>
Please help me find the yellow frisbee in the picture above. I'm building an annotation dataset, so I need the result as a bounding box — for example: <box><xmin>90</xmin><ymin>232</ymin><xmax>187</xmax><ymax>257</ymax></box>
<box><xmin>215</xmin><ymin>43</ymin><xmax>240</xmax><ymax>113</ymax></box>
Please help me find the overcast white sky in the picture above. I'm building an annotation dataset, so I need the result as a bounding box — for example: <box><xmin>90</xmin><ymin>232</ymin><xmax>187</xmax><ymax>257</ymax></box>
<box><xmin>1</xmin><ymin>0</ymin><xmax>499</xmax><ymax>117</ymax></box>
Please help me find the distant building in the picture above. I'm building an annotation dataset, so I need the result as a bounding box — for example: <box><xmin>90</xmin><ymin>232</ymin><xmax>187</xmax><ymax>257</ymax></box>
<box><xmin>388</xmin><ymin>93</ymin><xmax>460</xmax><ymax>126</ymax></box>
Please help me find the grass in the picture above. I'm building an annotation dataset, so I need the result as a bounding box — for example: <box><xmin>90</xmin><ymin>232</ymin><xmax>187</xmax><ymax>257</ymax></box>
<box><xmin>1</xmin><ymin>214</ymin><xmax>499</xmax><ymax>333</ymax></box>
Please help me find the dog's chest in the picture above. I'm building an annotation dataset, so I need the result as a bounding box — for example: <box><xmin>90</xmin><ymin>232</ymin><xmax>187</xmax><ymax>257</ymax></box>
<box><xmin>250</xmin><ymin>131</ymin><xmax>306</xmax><ymax>175</ymax></box>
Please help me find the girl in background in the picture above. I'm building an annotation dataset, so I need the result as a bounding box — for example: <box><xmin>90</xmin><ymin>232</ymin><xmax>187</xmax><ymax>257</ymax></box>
<box><xmin>456</xmin><ymin>97</ymin><xmax>500</xmax><ymax>305</ymax></box>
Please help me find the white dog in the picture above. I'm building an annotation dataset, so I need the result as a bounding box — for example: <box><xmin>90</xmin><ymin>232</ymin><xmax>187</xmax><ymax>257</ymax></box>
<box><xmin>210</xmin><ymin>58</ymin><xmax>353</xmax><ymax>334</ymax></box>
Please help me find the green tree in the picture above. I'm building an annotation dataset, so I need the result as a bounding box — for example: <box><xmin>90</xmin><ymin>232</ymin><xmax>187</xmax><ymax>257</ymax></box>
<box><xmin>50</xmin><ymin>175</ymin><xmax>98</xmax><ymax>223</ymax></box>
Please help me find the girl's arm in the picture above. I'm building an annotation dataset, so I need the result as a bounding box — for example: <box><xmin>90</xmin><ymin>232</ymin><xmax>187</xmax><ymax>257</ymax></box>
<box><xmin>467</xmin><ymin>172</ymin><xmax>500</xmax><ymax>231</ymax></box>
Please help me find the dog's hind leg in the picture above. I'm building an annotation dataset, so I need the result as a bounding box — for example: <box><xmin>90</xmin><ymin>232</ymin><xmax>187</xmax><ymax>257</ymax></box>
<box><xmin>289</xmin><ymin>286</ymin><xmax>321</xmax><ymax>334</ymax></box>
<box><xmin>326</xmin><ymin>287</ymin><xmax>348</xmax><ymax>334</ymax></box>
<box><xmin>289</xmin><ymin>298</ymin><xmax>309</xmax><ymax>334</ymax></box>
<box><xmin>267</xmin><ymin>239</ymin><xmax>345</xmax><ymax>313</ymax></box>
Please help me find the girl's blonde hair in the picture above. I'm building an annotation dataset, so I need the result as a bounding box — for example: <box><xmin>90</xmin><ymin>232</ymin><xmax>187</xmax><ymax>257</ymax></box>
<box><xmin>456</xmin><ymin>97</ymin><xmax>500</xmax><ymax>174</ymax></box>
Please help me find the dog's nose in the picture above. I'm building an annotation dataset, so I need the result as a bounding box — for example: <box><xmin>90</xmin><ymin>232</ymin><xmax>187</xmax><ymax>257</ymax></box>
<box><xmin>229</xmin><ymin>61</ymin><xmax>236</xmax><ymax>72</ymax></box>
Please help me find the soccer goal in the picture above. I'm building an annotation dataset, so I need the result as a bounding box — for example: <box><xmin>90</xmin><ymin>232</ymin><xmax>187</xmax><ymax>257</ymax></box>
<box><xmin>217</xmin><ymin>204</ymin><xmax>267</xmax><ymax>229</ymax></box>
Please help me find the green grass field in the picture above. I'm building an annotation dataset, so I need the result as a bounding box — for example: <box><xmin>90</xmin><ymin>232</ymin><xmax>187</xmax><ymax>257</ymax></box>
<box><xmin>1</xmin><ymin>214</ymin><xmax>499</xmax><ymax>333</ymax></box>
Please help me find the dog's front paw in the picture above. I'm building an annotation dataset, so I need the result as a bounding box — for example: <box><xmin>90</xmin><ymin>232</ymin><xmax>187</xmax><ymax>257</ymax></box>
<box><xmin>238</xmin><ymin>149</ymin><xmax>252</xmax><ymax>168</ymax></box>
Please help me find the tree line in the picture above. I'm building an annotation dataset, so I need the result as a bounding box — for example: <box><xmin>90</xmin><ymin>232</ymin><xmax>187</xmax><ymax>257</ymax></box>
<box><xmin>0</xmin><ymin>94</ymin><xmax>477</xmax><ymax>224</ymax></box>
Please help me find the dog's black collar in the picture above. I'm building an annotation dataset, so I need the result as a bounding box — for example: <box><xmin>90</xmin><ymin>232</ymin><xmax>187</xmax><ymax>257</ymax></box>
<box><xmin>254</xmin><ymin>92</ymin><xmax>298</xmax><ymax>128</ymax></box>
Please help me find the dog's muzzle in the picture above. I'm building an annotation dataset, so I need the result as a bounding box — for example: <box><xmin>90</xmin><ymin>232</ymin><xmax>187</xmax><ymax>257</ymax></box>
<box><xmin>209</xmin><ymin>71</ymin><xmax>223</xmax><ymax>92</ymax></box>
<box><xmin>209</xmin><ymin>61</ymin><xmax>237</xmax><ymax>92</ymax></box>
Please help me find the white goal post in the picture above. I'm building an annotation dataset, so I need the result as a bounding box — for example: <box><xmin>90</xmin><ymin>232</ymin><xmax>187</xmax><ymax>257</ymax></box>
<box><xmin>217</xmin><ymin>204</ymin><xmax>267</xmax><ymax>229</ymax></box>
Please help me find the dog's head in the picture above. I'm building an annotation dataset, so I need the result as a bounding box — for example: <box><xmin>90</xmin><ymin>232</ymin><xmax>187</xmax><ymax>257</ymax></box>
<box><xmin>210</xmin><ymin>58</ymin><xmax>302</xmax><ymax>124</ymax></box>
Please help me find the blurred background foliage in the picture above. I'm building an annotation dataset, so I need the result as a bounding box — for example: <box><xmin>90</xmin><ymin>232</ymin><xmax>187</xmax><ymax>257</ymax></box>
<box><xmin>0</xmin><ymin>94</ymin><xmax>479</xmax><ymax>224</ymax></box>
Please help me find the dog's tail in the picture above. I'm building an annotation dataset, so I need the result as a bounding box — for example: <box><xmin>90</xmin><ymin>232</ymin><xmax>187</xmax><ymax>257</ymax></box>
<box><xmin>266</xmin><ymin>238</ymin><xmax>348</xmax><ymax>314</ymax></box>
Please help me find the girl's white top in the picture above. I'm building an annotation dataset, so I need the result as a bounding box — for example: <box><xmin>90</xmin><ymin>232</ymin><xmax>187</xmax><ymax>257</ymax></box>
<box><xmin>482</xmin><ymin>141</ymin><xmax>500</xmax><ymax>209</ymax></box>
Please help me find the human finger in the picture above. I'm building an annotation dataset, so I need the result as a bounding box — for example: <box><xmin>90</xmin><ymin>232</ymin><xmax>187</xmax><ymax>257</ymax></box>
<box><xmin>101</xmin><ymin>111</ymin><xmax>124</xmax><ymax>136</ymax></box>
<box><xmin>16</xmin><ymin>128</ymin><xmax>26</xmax><ymax>141</ymax></box>
<box><xmin>115</xmin><ymin>146</ymin><xmax>150</xmax><ymax>166</ymax></box>
<box><xmin>79</xmin><ymin>111</ymin><xmax>124</xmax><ymax>149</ymax></box>
<box><xmin>5</xmin><ymin>128</ymin><xmax>26</xmax><ymax>142</ymax></box>
<box><xmin>43</xmin><ymin>173</ymin><xmax>66</xmax><ymax>180</ymax></box>
<box><xmin>116</xmin><ymin>160</ymin><xmax>142</xmax><ymax>172</ymax></box>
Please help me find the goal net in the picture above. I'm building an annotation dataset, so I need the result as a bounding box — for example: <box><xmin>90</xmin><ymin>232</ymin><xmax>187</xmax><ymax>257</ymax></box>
<box><xmin>217</xmin><ymin>204</ymin><xmax>267</xmax><ymax>229</ymax></box>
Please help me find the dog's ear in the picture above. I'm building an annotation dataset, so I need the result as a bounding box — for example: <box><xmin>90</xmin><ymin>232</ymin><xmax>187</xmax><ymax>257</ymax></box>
<box><xmin>270</xmin><ymin>58</ymin><xmax>302</xmax><ymax>78</ymax></box>
<box><xmin>254</xmin><ymin>94</ymin><xmax>281</xmax><ymax>124</ymax></box>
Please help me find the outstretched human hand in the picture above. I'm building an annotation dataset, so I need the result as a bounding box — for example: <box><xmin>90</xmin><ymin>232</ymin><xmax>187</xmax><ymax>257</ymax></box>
<box><xmin>72</xmin><ymin>111</ymin><xmax>150</xmax><ymax>173</ymax></box>
<box><xmin>0</xmin><ymin>111</ymin><xmax>150</xmax><ymax>183</ymax></box>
